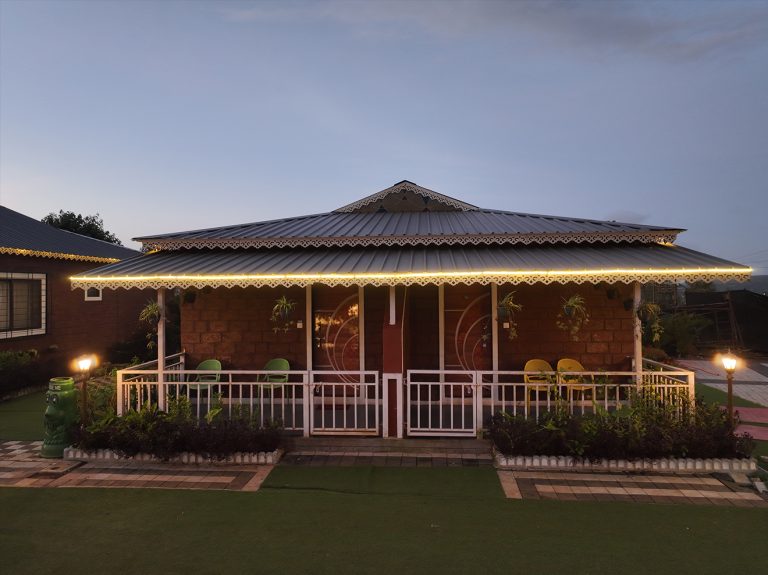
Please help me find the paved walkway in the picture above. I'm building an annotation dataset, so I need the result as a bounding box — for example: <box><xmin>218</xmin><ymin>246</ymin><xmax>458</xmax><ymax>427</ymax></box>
<box><xmin>2</xmin><ymin>440</ymin><xmax>766</xmax><ymax>507</ymax></box>
<box><xmin>497</xmin><ymin>471</ymin><xmax>768</xmax><ymax>507</ymax></box>
<box><xmin>678</xmin><ymin>358</ymin><xmax>768</xmax><ymax>406</ymax></box>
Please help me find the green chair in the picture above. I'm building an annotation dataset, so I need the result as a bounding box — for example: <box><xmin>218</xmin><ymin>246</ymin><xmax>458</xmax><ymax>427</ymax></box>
<box><xmin>260</xmin><ymin>358</ymin><xmax>290</xmax><ymax>399</ymax></box>
<box><xmin>189</xmin><ymin>358</ymin><xmax>221</xmax><ymax>397</ymax></box>
<box><xmin>262</xmin><ymin>358</ymin><xmax>290</xmax><ymax>383</ymax></box>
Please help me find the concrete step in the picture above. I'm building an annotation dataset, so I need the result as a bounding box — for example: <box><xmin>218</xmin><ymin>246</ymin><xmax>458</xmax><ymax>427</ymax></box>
<box><xmin>286</xmin><ymin>436</ymin><xmax>492</xmax><ymax>456</ymax></box>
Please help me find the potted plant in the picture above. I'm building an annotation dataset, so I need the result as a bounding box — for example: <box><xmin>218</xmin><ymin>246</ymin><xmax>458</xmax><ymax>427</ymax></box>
<box><xmin>497</xmin><ymin>291</ymin><xmax>523</xmax><ymax>340</ymax></box>
<box><xmin>556</xmin><ymin>294</ymin><xmax>590</xmax><ymax>341</ymax></box>
<box><xmin>270</xmin><ymin>295</ymin><xmax>297</xmax><ymax>333</ymax></box>
<box><xmin>637</xmin><ymin>301</ymin><xmax>663</xmax><ymax>345</ymax></box>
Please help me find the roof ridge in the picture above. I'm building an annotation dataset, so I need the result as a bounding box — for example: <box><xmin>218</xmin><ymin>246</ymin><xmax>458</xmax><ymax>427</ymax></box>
<box><xmin>334</xmin><ymin>180</ymin><xmax>479</xmax><ymax>213</ymax></box>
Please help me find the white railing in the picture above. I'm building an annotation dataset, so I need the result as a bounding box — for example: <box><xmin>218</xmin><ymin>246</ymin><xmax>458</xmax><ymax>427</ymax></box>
<box><xmin>407</xmin><ymin>362</ymin><xmax>695</xmax><ymax>437</ymax></box>
<box><xmin>117</xmin><ymin>357</ymin><xmax>694</xmax><ymax>438</ymax></box>
<box><xmin>310</xmin><ymin>371</ymin><xmax>380</xmax><ymax>435</ymax></box>
<box><xmin>407</xmin><ymin>370</ymin><xmax>477</xmax><ymax>437</ymax></box>
<box><xmin>117</xmin><ymin>359</ymin><xmax>379</xmax><ymax>436</ymax></box>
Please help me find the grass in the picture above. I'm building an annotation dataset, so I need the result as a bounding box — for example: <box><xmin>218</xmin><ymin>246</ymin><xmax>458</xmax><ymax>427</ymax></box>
<box><xmin>0</xmin><ymin>391</ymin><xmax>45</xmax><ymax>440</ymax></box>
<box><xmin>694</xmin><ymin>383</ymin><xmax>763</xmax><ymax>408</ymax></box>
<box><xmin>1</xmin><ymin>467</ymin><xmax>767</xmax><ymax>575</ymax></box>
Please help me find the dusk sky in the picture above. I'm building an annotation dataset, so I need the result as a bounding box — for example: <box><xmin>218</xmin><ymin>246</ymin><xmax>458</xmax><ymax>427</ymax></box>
<box><xmin>1</xmin><ymin>1</ymin><xmax>766</xmax><ymax>271</ymax></box>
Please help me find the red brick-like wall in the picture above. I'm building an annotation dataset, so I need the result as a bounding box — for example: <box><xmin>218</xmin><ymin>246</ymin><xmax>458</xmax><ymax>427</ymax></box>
<box><xmin>180</xmin><ymin>286</ymin><xmax>307</xmax><ymax>370</ymax></box>
<box><xmin>179</xmin><ymin>281</ymin><xmax>635</xmax><ymax>374</ymax></box>
<box><xmin>497</xmin><ymin>282</ymin><xmax>634</xmax><ymax>371</ymax></box>
<box><xmin>0</xmin><ymin>254</ymin><xmax>150</xmax><ymax>371</ymax></box>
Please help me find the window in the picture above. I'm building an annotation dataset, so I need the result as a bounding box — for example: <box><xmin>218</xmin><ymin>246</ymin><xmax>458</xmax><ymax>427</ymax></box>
<box><xmin>0</xmin><ymin>273</ymin><xmax>46</xmax><ymax>339</ymax></box>
<box><xmin>84</xmin><ymin>287</ymin><xmax>102</xmax><ymax>301</ymax></box>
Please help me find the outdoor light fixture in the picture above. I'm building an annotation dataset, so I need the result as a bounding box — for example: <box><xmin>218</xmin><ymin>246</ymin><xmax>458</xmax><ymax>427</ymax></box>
<box><xmin>74</xmin><ymin>355</ymin><xmax>96</xmax><ymax>424</ymax></box>
<box><xmin>720</xmin><ymin>350</ymin><xmax>738</xmax><ymax>425</ymax></box>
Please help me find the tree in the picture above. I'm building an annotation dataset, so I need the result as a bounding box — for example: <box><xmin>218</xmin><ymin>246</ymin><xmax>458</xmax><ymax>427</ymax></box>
<box><xmin>41</xmin><ymin>210</ymin><xmax>122</xmax><ymax>245</ymax></box>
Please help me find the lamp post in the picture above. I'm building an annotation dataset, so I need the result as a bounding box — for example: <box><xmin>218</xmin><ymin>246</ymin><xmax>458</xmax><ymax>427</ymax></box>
<box><xmin>76</xmin><ymin>356</ymin><xmax>93</xmax><ymax>425</ymax></box>
<box><xmin>721</xmin><ymin>351</ymin><xmax>738</xmax><ymax>425</ymax></box>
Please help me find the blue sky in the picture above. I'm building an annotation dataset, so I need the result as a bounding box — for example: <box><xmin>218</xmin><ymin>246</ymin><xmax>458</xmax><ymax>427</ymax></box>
<box><xmin>1</xmin><ymin>0</ymin><xmax>766</xmax><ymax>271</ymax></box>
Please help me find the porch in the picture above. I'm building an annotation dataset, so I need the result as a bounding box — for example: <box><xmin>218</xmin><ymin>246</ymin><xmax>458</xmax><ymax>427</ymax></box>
<box><xmin>116</xmin><ymin>354</ymin><xmax>694</xmax><ymax>438</ymax></box>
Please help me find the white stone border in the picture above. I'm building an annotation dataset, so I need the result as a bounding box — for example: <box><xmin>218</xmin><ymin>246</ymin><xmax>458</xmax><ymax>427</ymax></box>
<box><xmin>63</xmin><ymin>447</ymin><xmax>283</xmax><ymax>466</ymax></box>
<box><xmin>494</xmin><ymin>451</ymin><xmax>757</xmax><ymax>473</ymax></box>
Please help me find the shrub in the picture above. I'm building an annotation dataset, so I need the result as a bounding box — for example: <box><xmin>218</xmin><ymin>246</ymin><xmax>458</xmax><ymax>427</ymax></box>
<box><xmin>74</xmin><ymin>397</ymin><xmax>284</xmax><ymax>460</ymax></box>
<box><xmin>489</xmin><ymin>390</ymin><xmax>753</xmax><ymax>461</ymax></box>
<box><xmin>659</xmin><ymin>312</ymin><xmax>711</xmax><ymax>357</ymax></box>
<box><xmin>0</xmin><ymin>349</ymin><xmax>45</xmax><ymax>395</ymax></box>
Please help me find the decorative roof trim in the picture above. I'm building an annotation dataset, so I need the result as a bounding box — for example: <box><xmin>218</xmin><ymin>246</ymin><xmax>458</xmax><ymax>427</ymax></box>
<box><xmin>334</xmin><ymin>181</ymin><xmax>478</xmax><ymax>213</ymax></box>
<box><xmin>1</xmin><ymin>246</ymin><xmax>121</xmax><ymax>264</ymax></box>
<box><xmin>141</xmin><ymin>231</ymin><xmax>680</xmax><ymax>252</ymax></box>
<box><xmin>71</xmin><ymin>267</ymin><xmax>751</xmax><ymax>291</ymax></box>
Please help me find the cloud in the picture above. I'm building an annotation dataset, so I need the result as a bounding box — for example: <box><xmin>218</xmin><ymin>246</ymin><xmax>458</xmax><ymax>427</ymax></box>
<box><xmin>220</xmin><ymin>0</ymin><xmax>768</xmax><ymax>59</ymax></box>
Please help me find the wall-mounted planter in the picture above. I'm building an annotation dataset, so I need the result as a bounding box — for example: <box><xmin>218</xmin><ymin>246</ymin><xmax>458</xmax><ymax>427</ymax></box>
<box><xmin>63</xmin><ymin>447</ymin><xmax>283</xmax><ymax>466</ymax></box>
<box><xmin>494</xmin><ymin>451</ymin><xmax>757</xmax><ymax>473</ymax></box>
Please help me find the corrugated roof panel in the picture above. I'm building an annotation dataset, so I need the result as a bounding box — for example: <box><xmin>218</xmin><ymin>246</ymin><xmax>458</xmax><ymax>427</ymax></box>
<box><xmin>0</xmin><ymin>206</ymin><xmax>139</xmax><ymax>261</ymax></box>
<box><xmin>74</xmin><ymin>243</ymin><xmax>748</xmax><ymax>280</ymax></box>
<box><xmin>135</xmin><ymin>210</ymin><xmax>683</xmax><ymax>250</ymax></box>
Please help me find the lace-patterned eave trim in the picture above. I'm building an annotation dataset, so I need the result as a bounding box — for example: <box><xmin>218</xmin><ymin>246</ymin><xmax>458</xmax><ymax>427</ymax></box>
<box><xmin>71</xmin><ymin>270</ymin><xmax>751</xmax><ymax>291</ymax></box>
<box><xmin>141</xmin><ymin>231</ymin><xmax>679</xmax><ymax>252</ymax></box>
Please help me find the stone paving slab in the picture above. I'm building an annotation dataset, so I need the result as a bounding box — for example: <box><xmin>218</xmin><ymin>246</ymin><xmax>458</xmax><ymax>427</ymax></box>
<box><xmin>496</xmin><ymin>470</ymin><xmax>768</xmax><ymax>507</ymax></box>
<box><xmin>735</xmin><ymin>407</ymin><xmax>768</xmax><ymax>424</ymax></box>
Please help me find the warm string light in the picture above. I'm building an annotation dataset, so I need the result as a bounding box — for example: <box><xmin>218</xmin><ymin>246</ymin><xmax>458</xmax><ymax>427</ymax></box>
<box><xmin>1</xmin><ymin>246</ymin><xmax>120</xmax><ymax>263</ymax></box>
<box><xmin>71</xmin><ymin>266</ymin><xmax>752</xmax><ymax>289</ymax></box>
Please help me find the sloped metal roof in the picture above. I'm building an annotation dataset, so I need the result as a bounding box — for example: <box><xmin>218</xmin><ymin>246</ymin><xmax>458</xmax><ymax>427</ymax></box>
<box><xmin>71</xmin><ymin>243</ymin><xmax>750</xmax><ymax>290</ymax></box>
<box><xmin>135</xmin><ymin>209</ymin><xmax>682</xmax><ymax>251</ymax></box>
<box><xmin>0</xmin><ymin>206</ymin><xmax>138</xmax><ymax>262</ymax></box>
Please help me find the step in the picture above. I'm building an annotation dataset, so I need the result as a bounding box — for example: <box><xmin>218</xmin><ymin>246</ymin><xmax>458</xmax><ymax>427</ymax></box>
<box><xmin>286</xmin><ymin>436</ymin><xmax>492</xmax><ymax>456</ymax></box>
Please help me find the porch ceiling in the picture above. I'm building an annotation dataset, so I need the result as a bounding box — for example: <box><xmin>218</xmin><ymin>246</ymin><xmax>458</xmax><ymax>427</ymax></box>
<box><xmin>70</xmin><ymin>243</ymin><xmax>751</xmax><ymax>290</ymax></box>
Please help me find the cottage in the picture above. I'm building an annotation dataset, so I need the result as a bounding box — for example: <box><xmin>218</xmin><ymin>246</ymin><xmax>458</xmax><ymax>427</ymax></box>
<box><xmin>71</xmin><ymin>181</ymin><xmax>751</xmax><ymax>437</ymax></box>
<box><xmin>1</xmin><ymin>206</ymin><xmax>149</xmax><ymax>378</ymax></box>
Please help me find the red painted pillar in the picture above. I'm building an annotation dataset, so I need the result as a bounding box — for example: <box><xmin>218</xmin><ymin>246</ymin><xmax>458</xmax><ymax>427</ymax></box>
<box><xmin>382</xmin><ymin>286</ymin><xmax>405</xmax><ymax>437</ymax></box>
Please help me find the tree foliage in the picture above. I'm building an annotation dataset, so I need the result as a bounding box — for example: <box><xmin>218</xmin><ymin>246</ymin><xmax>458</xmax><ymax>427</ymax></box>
<box><xmin>41</xmin><ymin>210</ymin><xmax>122</xmax><ymax>245</ymax></box>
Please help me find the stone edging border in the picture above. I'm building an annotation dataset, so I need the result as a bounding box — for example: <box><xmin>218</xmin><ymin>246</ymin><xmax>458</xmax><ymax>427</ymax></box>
<box><xmin>494</xmin><ymin>452</ymin><xmax>757</xmax><ymax>472</ymax></box>
<box><xmin>63</xmin><ymin>447</ymin><xmax>283</xmax><ymax>465</ymax></box>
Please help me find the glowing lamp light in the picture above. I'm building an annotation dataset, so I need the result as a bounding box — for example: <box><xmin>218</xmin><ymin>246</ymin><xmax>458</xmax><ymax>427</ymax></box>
<box><xmin>77</xmin><ymin>357</ymin><xmax>93</xmax><ymax>372</ymax></box>
<box><xmin>721</xmin><ymin>353</ymin><xmax>737</xmax><ymax>374</ymax></box>
<box><xmin>718</xmin><ymin>350</ymin><xmax>739</xmax><ymax>424</ymax></box>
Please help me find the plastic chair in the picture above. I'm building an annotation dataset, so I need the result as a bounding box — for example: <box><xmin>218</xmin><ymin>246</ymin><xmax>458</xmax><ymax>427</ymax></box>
<box><xmin>523</xmin><ymin>359</ymin><xmax>554</xmax><ymax>413</ymax></box>
<box><xmin>260</xmin><ymin>358</ymin><xmax>290</xmax><ymax>399</ymax></box>
<box><xmin>189</xmin><ymin>358</ymin><xmax>221</xmax><ymax>396</ymax></box>
<box><xmin>262</xmin><ymin>358</ymin><xmax>290</xmax><ymax>383</ymax></box>
<box><xmin>557</xmin><ymin>358</ymin><xmax>595</xmax><ymax>410</ymax></box>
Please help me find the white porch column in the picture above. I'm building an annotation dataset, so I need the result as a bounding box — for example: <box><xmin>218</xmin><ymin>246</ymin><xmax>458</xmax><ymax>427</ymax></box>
<box><xmin>438</xmin><ymin>284</ymin><xmax>445</xmax><ymax>372</ymax></box>
<box><xmin>157</xmin><ymin>287</ymin><xmax>166</xmax><ymax>410</ymax></box>
<box><xmin>491</xmin><ymin>282</ymin><xmax>499</xmax><ymax>374</ymax></box>
<box><xmin>633</xmin><ymin>282</ymin><xmax>643</xmax><ymax>386</ymax></box>
<box><xmin>358</xmin><ymin>285</ymin><xmax>365</xmax><ymax>371</ymax></box>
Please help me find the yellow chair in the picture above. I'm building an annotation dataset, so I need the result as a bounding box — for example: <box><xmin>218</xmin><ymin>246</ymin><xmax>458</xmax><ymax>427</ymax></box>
<box><xmin>556</xmin><ymin>358</ymin><xmax>595</xmax><ymax>410</ymax></box>
<box><xmin>524</xmin><ymin>359</ymin><xmax>554</xmax><ymax>414</ymax></box>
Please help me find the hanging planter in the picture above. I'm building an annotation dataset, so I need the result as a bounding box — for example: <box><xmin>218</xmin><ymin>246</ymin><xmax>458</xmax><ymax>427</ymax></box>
<box><xmin>497</xmin><ymin>291</ymin><xmax>523</xmax><ymax>340</ymax></box>
<box><xmin>556</xmin><ymin>294</ymin><xmax>590</xmax><ymax>341</ymax></box>
<box><xmin>637</xmin><ymin>301</ymin><xmax>664</xmax><ymax>345</ymax></box>
<box><xmin>271</xmin><ymin>295</ymin><xmax>297</xmax><ymax>333</ymax></box>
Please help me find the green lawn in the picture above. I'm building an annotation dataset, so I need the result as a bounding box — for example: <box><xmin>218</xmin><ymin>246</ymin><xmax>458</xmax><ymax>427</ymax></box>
<box><xmin>1</xmin><ymin>468</ymin><xmax>767</xmax><ymax>575</ymax></box>
<box><xmin>0</xmin><ymin>391</ymin><xmax>45</xmax><ymax>440</ymax></box>
<box><xmin>695</xmin><ymin>383</ymin><xmax>763</xmax><ymax>408</ymax></box>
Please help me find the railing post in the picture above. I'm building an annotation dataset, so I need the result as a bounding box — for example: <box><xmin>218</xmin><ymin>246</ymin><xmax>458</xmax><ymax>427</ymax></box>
<box><xmin>689</xmin><ymin>371</ymin><xmax>696</xmax><ymax>402</ymax></box>
<box><xmin>633</xmin><ymin>282</ymin><xmax>643</xmax><ymax>388</ymax></box>
<box><xmin>116</xmin><ymin>370</ymin><xmax>124</xmax><ymax>416</ymax></box>
<box><xmin>302</xmin><ymin>371</ymin><xmax>311</xmax><ymax>437</ymax></box>
<box><xmin>382</xmin><ymin>373</ymin><xmax>389</xmax><ymax>437</ymax></box>
<box><xmin>474</xmin><ymin>372</ymin><xmax>482</xmax><ymax>435</ymax></box>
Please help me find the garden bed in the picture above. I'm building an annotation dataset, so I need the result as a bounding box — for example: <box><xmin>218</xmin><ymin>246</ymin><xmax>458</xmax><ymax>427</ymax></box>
<box><xmin>64</xmin><ymin>446</ymin><xmax>283</xmax><ymax>465</ymax></box>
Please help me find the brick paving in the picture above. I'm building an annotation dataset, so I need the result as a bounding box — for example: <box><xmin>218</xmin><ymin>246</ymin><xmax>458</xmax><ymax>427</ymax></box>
<box><xmin>0</xmin><ymin>440</ymin><xmax>273</xmax><ymax>492</ymax></box>
<box><xmin>2</xmin><ymin>440</ymin><xmax>766</xmax><ymax>506</ymax></box>
<box><xmin>497</xmin><ymin>470</ymin><xmax>768</xmax><ymax>507</ymax></box>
